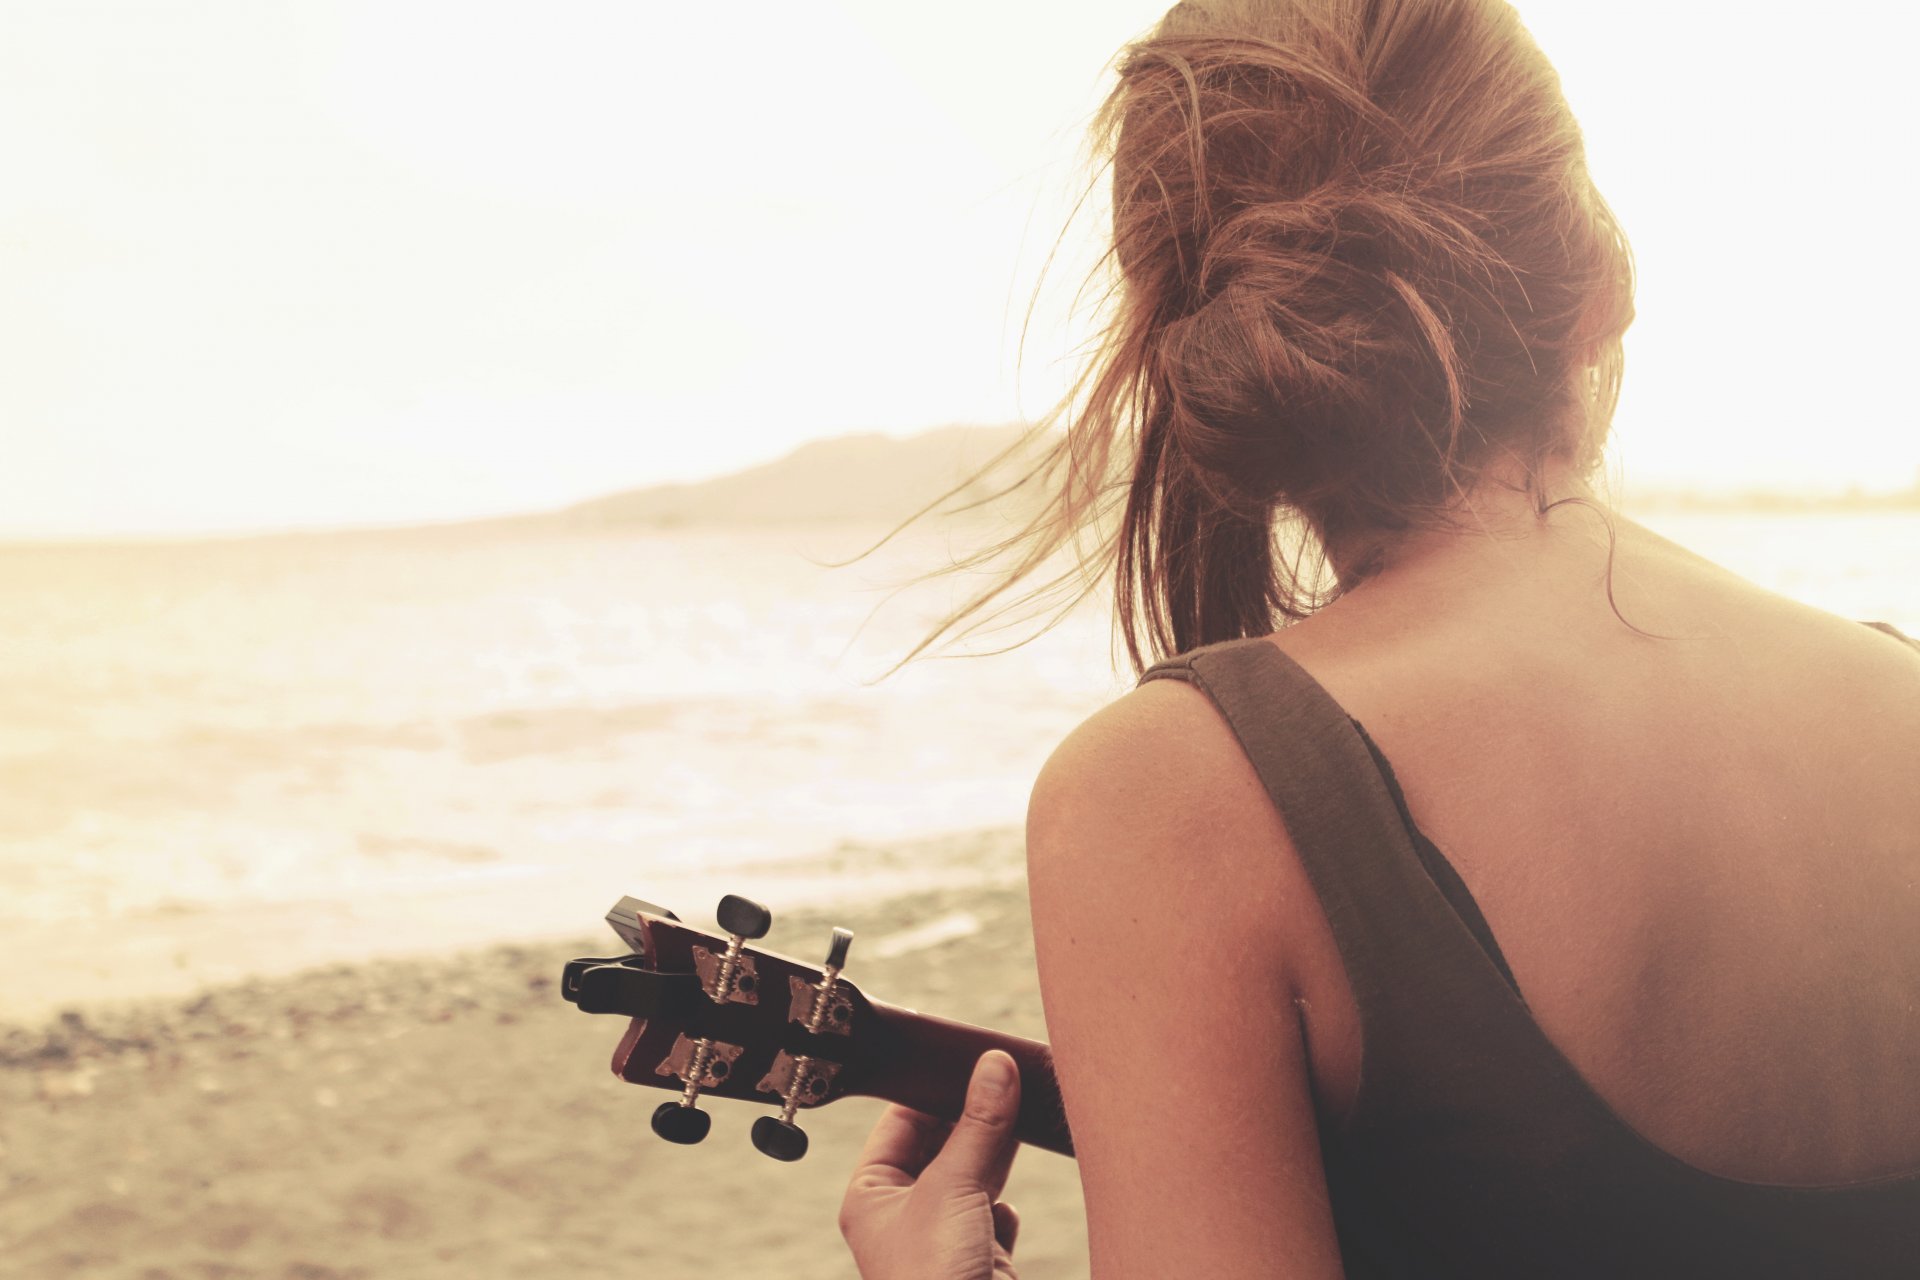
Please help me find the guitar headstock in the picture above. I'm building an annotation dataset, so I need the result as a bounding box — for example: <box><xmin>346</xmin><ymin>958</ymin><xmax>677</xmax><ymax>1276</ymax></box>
<box><xmin>561</xmin><ymin>894</ymin><xmax>872</xmax><ymax>1161</ymax></box>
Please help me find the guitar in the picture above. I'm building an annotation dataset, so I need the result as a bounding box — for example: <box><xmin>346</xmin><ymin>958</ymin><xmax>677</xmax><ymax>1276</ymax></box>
<box><xmin>561</xmin><ymin>894</ymin><xmax>1073</xmax><ymax>1162</ymax></box>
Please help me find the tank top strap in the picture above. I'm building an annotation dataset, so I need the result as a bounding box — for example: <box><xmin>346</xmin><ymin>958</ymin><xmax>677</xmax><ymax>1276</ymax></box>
<box><xmin>1137</xmin><ymin>636</ymin><xmax>1532</xmax><ymax>1078</ymax></box>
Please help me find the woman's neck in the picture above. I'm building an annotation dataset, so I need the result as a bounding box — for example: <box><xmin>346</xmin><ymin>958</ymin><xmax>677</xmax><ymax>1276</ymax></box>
<box><xmin>1320</xmin><ymin>454</ymin><xmax>1612</xmax><ymax>600</ymax></box>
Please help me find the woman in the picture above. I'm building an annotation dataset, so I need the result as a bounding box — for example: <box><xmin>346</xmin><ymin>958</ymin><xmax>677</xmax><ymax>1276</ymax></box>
<box><xmin>839</xmin><ymin>0</ymin><xmax>1920</xmax><ymax>1274</ymax></box>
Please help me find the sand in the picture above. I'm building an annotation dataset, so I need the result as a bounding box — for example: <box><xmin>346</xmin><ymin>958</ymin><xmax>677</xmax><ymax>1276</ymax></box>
<box><xmin>0</xmin><ymin>855</ymin><xmax>1090</xmax><ymax>1279</ymax></box>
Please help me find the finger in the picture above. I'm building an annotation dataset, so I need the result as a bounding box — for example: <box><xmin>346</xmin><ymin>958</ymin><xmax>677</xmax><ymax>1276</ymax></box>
<box><xmin>923</xmin><ymin>1050</ymin><xmax>1022</xmax><ymax>1196</ymax></box>
<box><xmin>849</xmin><ymin>1103</ymin><xmax>952</xmax><ymax>1188</ymax></box>
<box><xmin>992</xmin><ymin>1200</ymin><xmax>1020</xmax><ymax>1254</ymax></box>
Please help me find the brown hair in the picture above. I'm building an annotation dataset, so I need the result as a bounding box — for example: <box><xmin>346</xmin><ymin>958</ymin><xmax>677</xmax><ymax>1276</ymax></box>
<box><xmin>897</xmin><ymin>0</ymin><xmax>1633</xmax><ymax>674</ymax></box>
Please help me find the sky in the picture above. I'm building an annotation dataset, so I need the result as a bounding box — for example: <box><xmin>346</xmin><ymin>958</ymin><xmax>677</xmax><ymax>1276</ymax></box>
<box><xmin>2</xmin><ymin>0</ymin><xmax>1915</xmax><ymax>538</ymax></box>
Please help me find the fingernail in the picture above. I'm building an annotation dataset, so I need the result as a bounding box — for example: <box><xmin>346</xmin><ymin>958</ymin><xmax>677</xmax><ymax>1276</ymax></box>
<box><xmin>971</xmin><ymin>1052</ymin><xmax>1015</xmax><ymax>1102</ymax></box>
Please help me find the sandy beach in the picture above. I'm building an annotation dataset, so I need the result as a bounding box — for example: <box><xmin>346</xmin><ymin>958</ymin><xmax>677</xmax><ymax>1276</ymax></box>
<box><xmin>0</xmin><ymin>832</ymin><xmax>1090</xmax><ymax>1280</ymax></box>
<box><xmin>5</xmin><ymin>513</ymin><xmax>1913</xmax><ymax>1280</ymax></box>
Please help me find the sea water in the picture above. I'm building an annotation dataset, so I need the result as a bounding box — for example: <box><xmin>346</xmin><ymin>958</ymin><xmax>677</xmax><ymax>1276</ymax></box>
<box><xmin>0</xmin><ymin>511</ymin><xmax>1912</xmax><ymax>1016</ymax></box>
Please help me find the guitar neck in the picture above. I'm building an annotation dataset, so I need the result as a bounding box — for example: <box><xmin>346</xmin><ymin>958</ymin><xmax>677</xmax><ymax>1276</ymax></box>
<box><xmin>846</xmin><ymin>998</ymin><xmax>1074</xmax><ymax>1157</ymax></box>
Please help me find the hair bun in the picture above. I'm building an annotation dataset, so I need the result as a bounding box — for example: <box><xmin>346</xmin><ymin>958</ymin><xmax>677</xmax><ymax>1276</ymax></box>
<box><xmin>906</xmin><ymin>0</ymin><xmax>1636</xmax><ymax>672</ymax></box>
<box><xmin>1154</xmin><ymin>187</ymin><xmax>1476</xmax><ymax>517</ymax></box>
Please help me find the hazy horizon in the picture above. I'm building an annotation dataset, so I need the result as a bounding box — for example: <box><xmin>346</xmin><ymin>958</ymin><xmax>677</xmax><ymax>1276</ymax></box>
<box><xmin>6</xmin><ymin>1</ymin><xmax>1916</xmax><ymax>539</ymax></box>
<box><xmin>1</xmin><ymin>420</ymin><xmax>1915</xmax><ymax>548</ymax></box>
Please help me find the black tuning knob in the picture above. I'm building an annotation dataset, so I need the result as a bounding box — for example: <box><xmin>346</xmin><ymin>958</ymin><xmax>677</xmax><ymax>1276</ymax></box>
<box><xmin>716</xmin><ymin>894</ymin><xmax>772</xmax><ymax>940</ymax></box>
<box><xmin>750</xmin><ymin>1115</ymin><xmax>809</xmax><ymax>1162</ymax></box>
<box><xmin>652</xmin><ymin>1101</ymin><xmax>712</xmax><ymax>1145</ymax></box>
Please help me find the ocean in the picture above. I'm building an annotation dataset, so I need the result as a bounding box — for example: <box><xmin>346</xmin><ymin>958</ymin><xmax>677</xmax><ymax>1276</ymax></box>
<box><xmin>1</xmin><ymin>510</ymin><xmax>1913</xmax><ymax>1018</ymax></box>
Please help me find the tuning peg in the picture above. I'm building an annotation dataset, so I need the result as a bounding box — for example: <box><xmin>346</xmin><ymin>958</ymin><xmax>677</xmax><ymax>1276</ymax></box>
<box><xmin>650</xmin><ymin>1032</ymin><xmax>743</xmax><ymax>1145</ymax></box>
<box><xmin>652</xmin><ymin>1100</ymin><xmax>711</xmax><ymax>1145</ymax></box>
<box><xmin>822</xmin><ymin>926</ymin><xmax>852</xmax><ymax>974</ymax></box>
<box><xmin>750</xmin><ymin>926</ymin><xmax>855</xmax><ymax>1162</ymax></box>
<box><xmin>716</xmin><ymin>894</ymin><xmax>772</xmax><ymax>940</ymax></box>
<box><xmin>700</xmin><ymin>893</ymin><xmax>772</xmax><ymax>1007</ymax></box>
<box><xmin>809</xmin><ymin>928</ymin><xmax>853</xmax><ymax>1024</ymax></box>
<box><xmin>750</xmin><ymin>1114</ymin><xmax>808</xmax><ymax>1161</ymax></box>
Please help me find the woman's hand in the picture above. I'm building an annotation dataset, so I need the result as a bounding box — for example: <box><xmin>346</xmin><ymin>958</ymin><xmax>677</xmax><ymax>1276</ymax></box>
<box><xmin>840</xmin><ymin>1050</ymin><xmax>1023</xmax><ymax>1280</ymax></box>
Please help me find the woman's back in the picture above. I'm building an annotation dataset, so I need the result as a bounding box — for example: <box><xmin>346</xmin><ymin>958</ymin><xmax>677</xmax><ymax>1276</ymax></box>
<box><xmin>1262</xmin><ymin>502</ymin><xmax>1920</xmax><ymax>1189</ymax></box>
<box><xmin>842</xmin><ymin>1</ymin><xmax>1919</xmax><ymax>1273</ymax></box>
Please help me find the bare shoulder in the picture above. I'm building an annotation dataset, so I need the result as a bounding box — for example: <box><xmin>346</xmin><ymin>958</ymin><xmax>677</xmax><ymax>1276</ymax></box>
<box><xmin>1027</xmin><ymin>677</ymin><xmax>1295</xmax><ymax>941</ymax></box>
<box><xmin>1030</xmin><ymin>677</ymin><xmax>1250</xmax><ymax>813</ymax></box>
<box><xmin>1024</xmin><ymin>677</ymin><xmax>1347</xmax><ymax>1275</ymax></box>
<box><xmin>1024</xmin><ymin>671</ymin><xmax>1357</xmax><ymax>1014</ymax></box>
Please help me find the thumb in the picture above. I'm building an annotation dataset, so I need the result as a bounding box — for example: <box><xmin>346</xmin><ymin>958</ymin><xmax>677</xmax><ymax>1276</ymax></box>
<box><xmin>925</xmin><ymin>1051</ymin><xmax>1022</xmax><ymax>1195</ymax></box>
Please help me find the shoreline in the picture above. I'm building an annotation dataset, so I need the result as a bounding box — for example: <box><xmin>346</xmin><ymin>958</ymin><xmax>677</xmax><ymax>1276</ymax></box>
<box><xmin>0</xmin><ymin>824</ymin><xmax>1029</xmax><ymax>1026</ymax></box>
<box><xmin>1</xmin><ymin>833</ymin><xmax>1091</xmax><ymax>1280</ymax></box>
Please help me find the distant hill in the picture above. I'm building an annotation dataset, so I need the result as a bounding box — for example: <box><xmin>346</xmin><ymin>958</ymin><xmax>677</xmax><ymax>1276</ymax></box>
<box><xmin>11</xmin><ymin>423</ymin><xmax>1909</xmax><ymax>551</ymax></box>
<box><xmin>560</xmin><ymin>427</ymin><xmax>1919</xmax><ymax>529</ymax></box>
<box><xmin>557</xmin><ymin>423</ymin><xmax>1042</xmax><ymax>527</ymax></box>
<box><xmin>0</xmin><ymin>425</ymin><xmax>1051</xmax><ymax>550</ymax></box>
